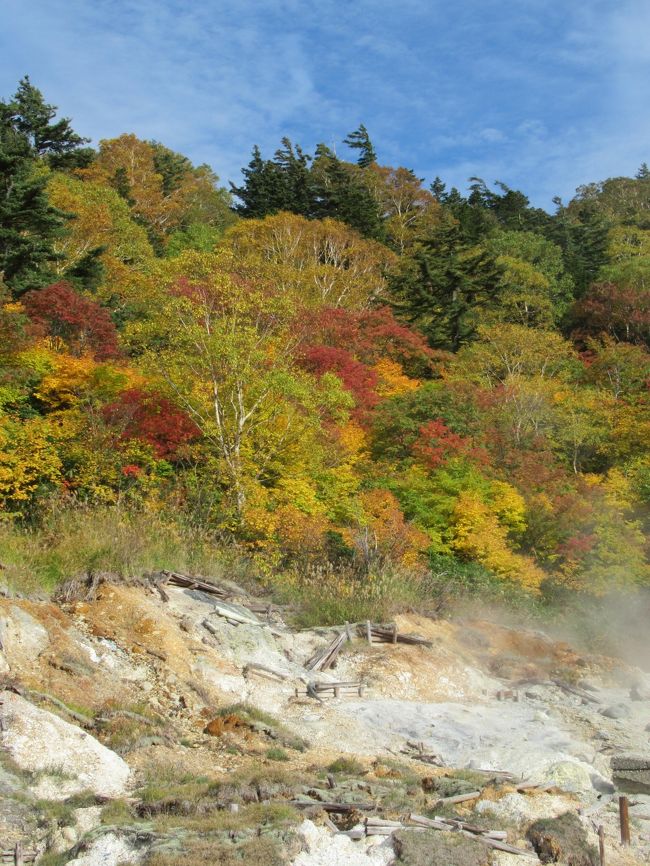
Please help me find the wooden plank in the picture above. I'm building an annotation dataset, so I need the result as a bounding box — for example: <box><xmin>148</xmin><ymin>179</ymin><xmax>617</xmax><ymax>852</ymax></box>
<box><xmin>410</xmin><ymin>814</ymin><xmax>538</xmax><ymax>858</ymax></box>
<box><xmin>305</xmin><ymin>632</ymin><xmax>347</xmax><ymax>672</ymax></box>
<box><xmin>434</xmin><ymin>791</ymin><xmax>482</xmax><ymax>806</ymax></box>
<box><xmin>290</xmin><ymin>800</ymin><xmax>375</xmax><ymax>812</ymax></box>
<box><xmin>243</xmin><ymin>662</ymin><xmax>288</xmax><ymax>681</ymax></box>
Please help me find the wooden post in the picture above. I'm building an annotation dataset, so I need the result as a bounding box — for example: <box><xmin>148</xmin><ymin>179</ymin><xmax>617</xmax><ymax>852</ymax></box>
<box><xmin>344</xmin><ymin>621</ymin><xmax>353</xmax><ymax>642</ymax></box>
<box><xmin>598</xmin><ymin>825</ymin><xmax>605</xmax><ymax>866</ymax></box>
<box><xmin>14</xmin><ymin>842</ymin><xmax>23</xmax><ymax>866</ymax></box>
<box><xmin>392</xmin><ymin>623</ymin><xmax>398</xmax><ymax>644</ymax></box>
<box><xmin>619</xmin><ymin>795</ymin><xmax>630</xmax><ymax>846</ymax></box>
<box><xmin>366</xmin><ymin>620</ymin><xmax>372</xmax><ymax>645</ymax></box>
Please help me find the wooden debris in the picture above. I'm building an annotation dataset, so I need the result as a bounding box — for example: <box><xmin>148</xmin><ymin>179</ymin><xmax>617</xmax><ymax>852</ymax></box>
<box><xmin>357</xmin><ymin>623</ymin><xmax>433</xmax><ymax>647</ymax></box>
<box><xmin>496</xmin><ymin>689</ymin><xmax>519</xmax><ymax>702</ymax></box>
<box><xmin>295</xmin><ymin>681</ymin><xmax>365</xmax><ymax>699</ymax></box>
<box><xmin>243</xmin><ymin>662</ymin><xmax>288</xmax><ymax>682</ymax></box>
<box><xmin>434</xmin><ymin>816</ymin><xmax>508</xmax><ymax>841</ymax></box>
<box><xmin>161</xmin><ymin>570</ymin><xmax>232</xmax><ymax>599</ymax></box>
<box><xmin>409</xmin><ymin>813</ymin><xmax>539</xmax><ymax>858</ymax></box>
<box><xmin>26</xmin><ymin>689</ymin><xmax>94</xmax><ymax>728</ymax></box>
<box><xmin>290</xmin><ymin>800</ymin><xmax>375</xmax><ymax>813</ymax></box>
<box><xmin>552</xmin><ymin>679</ymin><xmax>601</xmax><ymax>705</ymax></box>
<box><xmin>305</xmin><ymin>631</ymin><xmax>347</xmax><ymax>672</ymax></box>
<box><xmin>434</xmin><ymin>790</ymin><xmax>481</xmax><ymax>806</ymax></box>
<box><xmin>337</xmin><ymin>829</ymin><xmax>366</xmax><ymax>839</ymax></box>
<box><xmin>401</xmin><ymin>740</ymin><xmax>442</xmax><ymax>765</ymax></box>
<box><xmin>471</xmin><ymin>768</ymin><xmax>517</xmax><ymax>781</ymax></box>
<box><xmin>365</xmin><ymin>816</ymin><xmax>405</xmax><ymax>835</ymax></box>
<box><xmin>0</xmin><ymin>845</ymin><xmax>37</xmax><ymax>865</ymax></box>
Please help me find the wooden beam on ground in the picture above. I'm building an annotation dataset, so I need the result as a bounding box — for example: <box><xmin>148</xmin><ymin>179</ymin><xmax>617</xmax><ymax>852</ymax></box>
<box><xmin>290</xmin><ymin>800</ymin><xmax>375</xmax><ymax>813</ymax></box>
<box><xmin>243</xmin><ymin>662</ymin><xmax>288</xmax><ymax>682</ymax></box>
<box><xmin>305</xmin><ymin>632</ymin><xmax>347</xmax><ymax>672</ymax></box>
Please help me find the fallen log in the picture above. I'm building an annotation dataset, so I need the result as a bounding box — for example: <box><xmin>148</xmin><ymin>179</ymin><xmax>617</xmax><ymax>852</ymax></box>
<box><xmin>434</xmin><ymin>791</ymin><xmax>482</xmax><ymax>806</ymax></box>
<box><xmin>161</xmin><ymin>570</ymin><xmax>232</xmax><ymax>599</ymax></box>
<box><xmin>552</xmin><ymin>679</ymin><xmax>601</xmax><ymax>705</ymax></box>
<box><xmin>337</xmin><ymin>829</ymin><xmax>366</xmax><ymax>839</ymax></box>
<box><xmin>27</xmin><ymin>690</ymin><xmax>94</xmax><ymax>728</ymax></box>
<box><xmin>290</xmin><ymin>800</ymin><xmax>375</xmax><ymax>813</ymax></box>
<box><xmin>434</xmin><ymin>817</ymin><xmax>508</xmax><ymax>841</ymax></box>
<box><xmin>243</xmin><ymin>662</ymin><xmax>288</xmax><ymax>682</ymax></box>
<box><xmin>305</xmin><ymin>631</ymin><xmax>347</xmax><ymax>672</ymax></box>
<box><xmin>365</xmin><ymin>817</ymin><xmax>405</xmax><ymax>835</ymax></box>
<box><xmin>409</xmin><ymin>814</ymin><xmax>538</xmax><ymax>857</ymax></box>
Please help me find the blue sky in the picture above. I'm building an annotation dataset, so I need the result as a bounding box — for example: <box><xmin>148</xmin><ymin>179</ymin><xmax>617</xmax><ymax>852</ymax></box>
<box><xmin>2</xmin><ymin>0</ymin><xmax>650</xmax><ymax>209</ymax></box>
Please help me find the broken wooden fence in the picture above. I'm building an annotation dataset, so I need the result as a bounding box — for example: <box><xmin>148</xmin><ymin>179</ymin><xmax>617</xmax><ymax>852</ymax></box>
<box><xmin>356</xmin><ymin>622</ymin><xmax>432</xmax><ymax>647</ymax></box>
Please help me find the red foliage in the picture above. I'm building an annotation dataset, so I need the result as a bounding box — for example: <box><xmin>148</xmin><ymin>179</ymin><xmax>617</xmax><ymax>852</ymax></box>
<box><xmin>301</xmin><ymin>306</ymin><xmax>433</xmax><ymax>374</ymax></box>
<box><xmin>300</xmin><ymin>345</ymin><xmax>380</xmax><ymax>420</ymax></box>
<box><xmin>572</xmin><ymin>281</ymin><xmax>650</xmax><ymax>346</ymax></box>
<box><xmin>103</xmin><ymin>389</ymin><xmax>201</xmax><ymax>459</ymax></box>
<box><xmin>23</xmin><ymin>281</ymin><xmax>119</xmax><ymax>360</ymax></box>
<box><xmin>121</xmin><ymin>464</ymin><xmax>142</xmax><ymax>477</ymax></box>
<box><xmin>412</xmin><ymin>418</ymin><xmax>482</xmax><ymax>468</ymax></box>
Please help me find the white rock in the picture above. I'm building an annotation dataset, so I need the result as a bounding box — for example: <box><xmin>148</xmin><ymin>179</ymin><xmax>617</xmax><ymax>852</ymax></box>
<box><xmin>0</xmin><ymin>691</ymin><xmax>130</xmax><ymax>800</ymax></box>
<box><xmin>74</xmin><ymin>806</ymin><xmax>103</xmax><ymax>837</ymax></box>
<box><xmin>542</xmin><ymin>760</ymin><xmax>593</xmax><ymax>793</ymax></box>
<box><xmin>292</xmin><ymin>820</ymin><xmax>394</xmax><ymax>866</ymax></box>
<box><xmin>476</xmin><ymin>792</ymin><xmax>574</xmax><ymax>824</ymax></box>
<box><xmin>0</xmin><ymin>606</ymin><xmax>49</xmax><ymax>665</ymax></box>
<box><xmin>66</xmin><ymin>832</ymin><xmax>142</xmax><ymax>866</ymax></box>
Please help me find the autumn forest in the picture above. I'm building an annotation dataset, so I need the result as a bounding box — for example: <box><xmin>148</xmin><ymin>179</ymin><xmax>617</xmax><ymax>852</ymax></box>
<box><xmin>1</xmin><ymin>78</ymin><xmax>649</xmax><ymax>614</ymax></box>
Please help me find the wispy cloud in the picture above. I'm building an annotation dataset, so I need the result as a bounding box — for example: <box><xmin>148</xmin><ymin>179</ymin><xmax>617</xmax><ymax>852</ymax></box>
<box><xmin>2</xmin><ymin>0</ymin><xmax>649</xmax><ymax>207</ymax></box>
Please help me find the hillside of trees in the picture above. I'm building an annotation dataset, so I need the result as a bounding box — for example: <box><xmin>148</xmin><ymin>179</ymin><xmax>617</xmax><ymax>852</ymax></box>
<box><xmin>1</xmin><ymin>78</ymin><xmax>648</xmax><ymax>608</ymax></box>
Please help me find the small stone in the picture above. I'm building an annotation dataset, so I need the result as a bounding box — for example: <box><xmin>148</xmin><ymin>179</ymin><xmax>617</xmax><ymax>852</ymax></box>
<box><xmin>600</xmin><ymin>703</ymin><xmax>631</xmax><ymax>720</ymax></box>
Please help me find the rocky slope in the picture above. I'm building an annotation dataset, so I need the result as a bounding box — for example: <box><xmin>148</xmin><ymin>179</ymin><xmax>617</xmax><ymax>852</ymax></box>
<box><xmin>1</xmin><ymin>574</ymin><xmax>649</xmax><ymax>865</ymax></box>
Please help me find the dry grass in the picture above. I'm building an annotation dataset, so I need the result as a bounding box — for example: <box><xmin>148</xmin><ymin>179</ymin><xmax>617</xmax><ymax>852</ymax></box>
<box><xmin>145</xmin><ymin>835</ymin><xmax>286</xmax><ymax>866</ymax></box>
<box><xmin>0</xmin><ymin>505</ymin><xmax>245</xmax><ymax>594</ymax></box>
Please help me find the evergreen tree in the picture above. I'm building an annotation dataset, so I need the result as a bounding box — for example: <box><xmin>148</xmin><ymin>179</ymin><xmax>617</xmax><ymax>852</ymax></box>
<box><xmin>0</xmin><ymin>101</ymin><xmax>65</xmax><ymax>293</ymax></box>
<box><xmin>311</xmin><ymin>144</ymin><xmax>384</xmax><ymax>239</ymax></box>
<box><xmin>63</xmin><ymin>245</ymin><xmax>106</xmax><ymax>292</ymax></box>
<box><xmin>430</xmin><ymin>176</ymin><xmax>447</xmax><ymax>201</ymax></box>
<box><xmin>636</xmin><ymin>162</ymin><xmax>650</xmax><ymax>180</ymax></box>
<box><xmin>548</xmin><ymin>199</ymin><xmax>610</xmax><ymax>299</ymax></box>
<box><xmin>231</xmin><ymin>145</ymin><xmax>288</xmax><ymax>217</ymax></box>
<box><xmin>343</xmin><ymin>124</ymin><xmax>377</xmax><ymax>168</ymax></box>
<box><xmin>9</xmin><ymin>76</ymin><xmax>93</xmax><ymax>168</ymax></box>
<box><xmin>272</xmin><ymin>137</ymin><xmax>313</xmax><ymax>215</ymax></box>
<box><xmin>390</xmin><ymin>216</ymin><xmax>503</xmax><ymax>350</ymax></box>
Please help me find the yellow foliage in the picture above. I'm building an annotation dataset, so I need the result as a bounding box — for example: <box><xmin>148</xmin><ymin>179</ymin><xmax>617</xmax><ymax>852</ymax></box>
<box><xmin>338</xmin><ymin>422</ymin><xmax>368</xmax><ymax>458</ymax></box>
<box><xmin>35</xmin><ymin>353</ymin><xmax>97</xmax><ymax>409</ymax></box>
<box><xmin>372</xmin><ymin>358</ymin><xmax>419</xmax><ymax>398</ymax></box>
<box><xmin>344</xmin><ymin>488</ymin><xmax>430</xmax><ymax>569</ymax></box>
<box><xmin>0</xmin><ymin>419</ymin><xmax>62</xmax><ymax>515</ymax></box>
<box><xmin>274</xmin><ymin>504</ymin><xmax>330</xmax><ymax>562</ymax></box>
<box><xmin>450</xmin><ymin>491</ymin><xmax>544</xmax><ymax>591</ymax></box>
<box><xmin>489</xmin><ymin>480</ymin><xmax>527</xmax><ymax>534</ymax></box>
